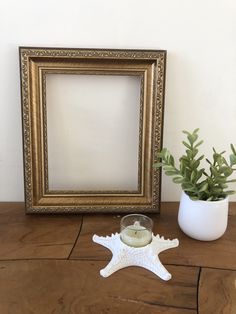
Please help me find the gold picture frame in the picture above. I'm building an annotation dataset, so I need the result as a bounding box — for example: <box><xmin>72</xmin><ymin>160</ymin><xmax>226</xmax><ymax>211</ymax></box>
<box><xmin>19</xmin><ymin>47</ymin><xmax>166</xmax><ymax>214</ymax></box>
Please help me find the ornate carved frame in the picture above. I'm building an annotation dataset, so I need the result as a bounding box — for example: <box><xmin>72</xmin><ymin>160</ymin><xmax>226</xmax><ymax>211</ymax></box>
<box><xmin>19</xmin><ymin>47</ymin><xmax>166</xmax><ymax>214</ymax></box>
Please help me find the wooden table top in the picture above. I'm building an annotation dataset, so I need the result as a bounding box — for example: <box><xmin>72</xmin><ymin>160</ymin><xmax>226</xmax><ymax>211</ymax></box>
<box><xmin>0</xmin><ymin>202</ymin><xmax>235</xmax><ymax>314</ymax></box>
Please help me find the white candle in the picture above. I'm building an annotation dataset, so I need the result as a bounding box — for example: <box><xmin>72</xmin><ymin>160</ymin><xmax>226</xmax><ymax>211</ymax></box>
<box><xmin>120</xmin><ymin>221</ymin><xmax>152</xmax><ymax>247</ymax></box>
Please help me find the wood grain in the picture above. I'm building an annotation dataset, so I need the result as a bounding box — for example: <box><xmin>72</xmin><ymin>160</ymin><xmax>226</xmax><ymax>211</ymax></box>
<box><xmin>71</xmin><ymin>203</ymin><xmax>236</xmax><ymax>270</ymax></box>
<box><xmin>199</xmin><ymin>268</ymin><xmax>236</xmax><ymax>314</ymax></box>
<box><xmin>0</xmin><ymin>260</ymin><xmax>198</xmax><ymax>314</ymax></box>
<box><xmin>0</xmin><ymin>203</ymin><xmax>82</xmax><ymax>259</ymax></box>
<box><xmin>0</xmin><ymin>202</ymin><xmax>235</xmax><ymax>313</ymax></box>
<box><xmin>229</xmin><ymin>202</ymin><xmax>236</xmax><ymax>216</ymax></box>
<box><xmin>70</xmin><ymin>213</ymin><xmax>120</xmax><ymax>259</ymax></box>
<box><xmin>155</xmin><ymin>203</ymin><xmax>236</xmax><ymax>270</ymax></box>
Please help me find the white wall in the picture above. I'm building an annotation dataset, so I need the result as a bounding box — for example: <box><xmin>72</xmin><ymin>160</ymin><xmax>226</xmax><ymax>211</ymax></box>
<box><xmin>0</xmin><ymin>0</ymin><xmax>236</xmax><ymax>201</ymax></box>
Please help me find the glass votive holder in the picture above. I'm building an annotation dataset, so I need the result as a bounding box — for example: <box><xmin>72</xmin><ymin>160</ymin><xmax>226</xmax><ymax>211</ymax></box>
<box><xmin>120</xmin><ymin>214</ymin><xmax>153</xmax><ymax>248</ymax></box>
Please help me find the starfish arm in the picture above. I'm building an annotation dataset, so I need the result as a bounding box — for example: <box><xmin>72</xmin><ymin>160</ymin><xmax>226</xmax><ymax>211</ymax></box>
<box><xmin>92</xmin><ymin>234</ymin><xmax>119</xmax><ymax>253</ymax></box>
<box><xmin>138</xmin><ymin>254</ymin><xmax>172</xmax><ymax>281</ymax></box>
<box><xmin>154</xmin><ymin>238</ymin><xmax>179</xmax><ymax>254</ymax></box>
<box><xmin>100</xmin><ymin>255</ymin><xmax>125</xmax><ymax>278</ymax></box>
<box><xmin>148</xmin><ymin>261</ymin><xmax>172</xmax><ymax>281</ymax></box>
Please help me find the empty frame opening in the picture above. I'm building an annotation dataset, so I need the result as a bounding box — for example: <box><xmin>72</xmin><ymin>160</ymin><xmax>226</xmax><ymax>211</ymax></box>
<box><xmin>46</xmin><ymin>73</ymin><xmax>141</xmax><ymax>191</ymax></box>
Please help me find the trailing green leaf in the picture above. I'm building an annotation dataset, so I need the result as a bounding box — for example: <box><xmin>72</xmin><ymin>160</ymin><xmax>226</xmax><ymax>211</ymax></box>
<box><xmin>230</xmin><ymin>154</ymin><xmax>236</xmax><ymax>166</ymax></box>
<box><xmin>231</xmin><ymin>144</ymin><xmax>236</xmax><ymax>155</ymax></box>
<box><xmin>153</xmin><ymin>162</ymin><xmax>163</xmax><ymax>168</ymax></box>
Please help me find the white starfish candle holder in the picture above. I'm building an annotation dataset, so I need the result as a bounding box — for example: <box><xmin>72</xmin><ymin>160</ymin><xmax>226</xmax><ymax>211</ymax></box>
<box><xmin>93</xmin><ymin>233</ymin><xmax>179</xmax><ymax>281</ymax></box>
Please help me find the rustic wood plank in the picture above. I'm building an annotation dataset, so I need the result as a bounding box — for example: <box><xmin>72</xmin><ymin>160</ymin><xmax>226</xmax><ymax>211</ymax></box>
<box><xmin>0</xmin><ymin>260</ymin><xmax>198</xmax><ymax>313</ymax></box>
<box><xmin>155</xmin><ymin>203</ymin><xmax>236</xmax><ymax>270</ymax></box>
<box><xmin>0</xmin><ymin>203</ymin><xmax>82</xmax><ymax>259</ymax></box>
<box><xmin>71</xmin><ymin>203</ymin><xmax>236</xmax><ymax>270</ymax></box>
<box><xmin>229</xmin><ymin>202</ymin><xmax>236</xmax><ymax>216</ymax></box>
<box><xmin>70</xmin><ymin>214</ymin><xmax>120</xmax><ymax>259</ymax></box>
<box><xmin>199</xmin><ymin>268</ymin><xmax>236</xmax><ymax>314</ymax></box>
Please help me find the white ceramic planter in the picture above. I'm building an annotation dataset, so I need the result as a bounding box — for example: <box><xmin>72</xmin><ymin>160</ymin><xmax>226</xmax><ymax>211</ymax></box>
<box><xmin>178</xmin><ymin>191</ymin><xmax>229</xmax><ymax>241</ymax></box>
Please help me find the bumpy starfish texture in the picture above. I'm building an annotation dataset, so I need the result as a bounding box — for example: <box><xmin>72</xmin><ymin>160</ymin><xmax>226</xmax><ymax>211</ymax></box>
<box><xmin>93</xmin><ymin>233</ymin><xmax>179</xmax><ymax>281</ymax></box>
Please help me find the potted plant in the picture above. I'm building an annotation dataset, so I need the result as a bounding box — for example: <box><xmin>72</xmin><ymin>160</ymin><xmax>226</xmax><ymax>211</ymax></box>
<box><xmin>154</xmin><ymin>129</ymin><xmax>236</xmax><ymax>241</ymax></box>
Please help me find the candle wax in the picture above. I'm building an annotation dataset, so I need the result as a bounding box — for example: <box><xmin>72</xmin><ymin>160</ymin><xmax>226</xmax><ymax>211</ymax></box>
<box><xmin>120</xmin><ymin>221</ymin><xmax>152</xmax><ymax>247</ymax></box>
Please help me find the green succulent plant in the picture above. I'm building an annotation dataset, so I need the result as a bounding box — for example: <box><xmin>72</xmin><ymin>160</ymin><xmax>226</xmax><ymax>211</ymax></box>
<box><xmin>154</xmin><ymin>129</ymin><xmax>236</xmax><ymax>201</ymax></box>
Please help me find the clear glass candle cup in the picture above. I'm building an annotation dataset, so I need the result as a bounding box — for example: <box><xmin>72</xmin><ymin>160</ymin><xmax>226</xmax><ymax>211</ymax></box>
<box><xmin>120</xmin><ymin>214</ymin><xmax>153</xmax><ymax>248</ymax></box>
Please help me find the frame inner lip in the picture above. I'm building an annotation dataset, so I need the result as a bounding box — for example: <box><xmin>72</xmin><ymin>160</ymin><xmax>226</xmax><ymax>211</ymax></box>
<box><xmin>39</xmin><ymin>66</ymin><xmax>146</xmax><ymax>196</ymax></box>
